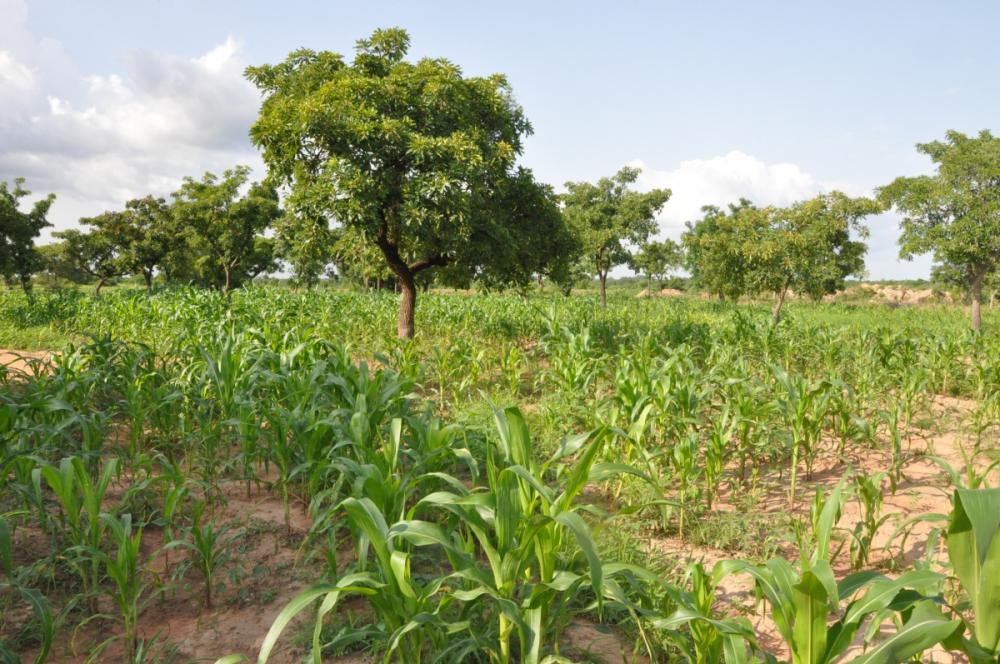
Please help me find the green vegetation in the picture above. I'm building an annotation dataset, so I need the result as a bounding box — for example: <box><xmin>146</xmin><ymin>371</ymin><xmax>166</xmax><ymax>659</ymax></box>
<box><xmin>881</xmin><ymin>129</ymin><xmax>1000</xmax><ymax>331</ymax></box>
<box><xmin>3</xmin><ymin>24</ymin><xmax>1000</xmax><ymax>664</ymax></box>
<box><xmin>0</xmin><ymin>286</ymin><xmax>997</xmax><ymax>661</ymax></box>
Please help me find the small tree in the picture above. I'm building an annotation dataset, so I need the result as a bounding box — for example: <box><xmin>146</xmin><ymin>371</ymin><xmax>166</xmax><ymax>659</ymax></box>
<box><xmin>247</xmin><ymin>28</ymin><xmax>573</xmax><ymax>338</ymax></box>
<box><xmin>629</xmin><ymin>238</ymin><xmax>682</xmax><ymax>293</ymax></box>
<box><xmin>0</xmin><ymin>178</ymin><xmax>55</xmax><ymax>295</ymax></box>
<box><xmin>120</xmin><ymin>196</ymin><xmax>171</xmax><ymax>291</ymax></box>
<box><xmin>170</xmin><ymin>166</ymin><xmax>281</xmax><ymax>295</ymax></box>
<box><xmin>682</xmin><ymin>199</ymin><xmax>758</xmax><ymax>301</ymax></box>
<box><xmin>36</xmin><ymin>242</ymin><xmax>91</xmax><ymax>287</ymax></box>
<box><xmin>752</xmin><ymin>192</ymin><xmax>879</xmax><ymax>322</ymax></box>
<box><xmin>52</xmin><ymin>227</ymin><xmax>126</xmax><ymax>294</ymax></box>
<box><xmin>683</xmin><ymin>193</ymin><xmax>877</xmax><ymax>321</ymax></box>
<box><xmin>880</xmin><ymin>129</ymin><xmax>1000</xmax><ymax>330</ymax></box>
<box><xmin>562</xmin><ymin>167</ymin><xmax>670</xmax><ymax>307</ymax></box>
<box><xmin>275</xmin><ymin>212</ymin><xmax>334</xmax><ymax>289</ymax></box>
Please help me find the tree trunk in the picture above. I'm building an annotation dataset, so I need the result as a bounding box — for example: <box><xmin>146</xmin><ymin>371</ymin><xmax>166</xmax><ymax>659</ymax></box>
<box><xmin>771</xmin><ymin>279</ymin><xmax>791</xmax><ymax>325</ymax></box>
<box><xmin>222</xmin><ymin>265</ymin><xmax>231</xmax><ymax>297</ymax></box>
<box><xmin>536</xmin><ymin>274</ymin><xmax>544</xmax><ymax>291</ymax></box>
<box><xmin>143</xmin><ymin>270</ymin><xmax>153</xmax><ymax>291</ymax></box>
<box><xmin>376</xmin><ymin>276</ymin><xmax>381</xmax><ymax>291</ymax></box>
<box><xmin>373</xmin><ymin>222</ymin><xmax>448</xmax><ymax>339</ymax></box>
<box><xmin>398</xmin><ymin>271</ymin><xmax>417</xmax><ymax>339</ymax></box>
<box><xmin>599</xmin><ymin>272</ymin><xmax>608</xmax><ymax>307</ymax></box>
<box><xmin>95</xmin><ymin>277</ymin><xmax>107</xmax><ymax>295</ymax></box>
<box><xmin>971</xmin><ymin>272</ymin><xmax>984</xmax><ymax>331</ymax></box>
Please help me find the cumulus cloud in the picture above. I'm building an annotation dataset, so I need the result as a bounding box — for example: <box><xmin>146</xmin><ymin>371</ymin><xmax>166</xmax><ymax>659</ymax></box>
<box><xmin>629</xmin><ymin>151</ymin><xmax>841</xmax><ymax>239</ymax></box>
<box><xmin>0</xmin><ymin>0</ymin><xmax>261</xmax><ymax>237</ymax></box>
<box><xmin>0</xmin><ymin>51</ymin><xmax>35</xmax><ymax>92</ymax></box>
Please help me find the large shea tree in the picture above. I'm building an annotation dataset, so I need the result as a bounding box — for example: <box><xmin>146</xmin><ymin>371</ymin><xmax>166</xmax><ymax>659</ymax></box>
<box><xmin>247</xmin><ymin>28</ymin><xmax>567</xmax><ymax>338</ymax></box>
<box><xmin>881</xmin><ymin>130</ymin><xmax>1000</xmax><ymax>330</ymax></box>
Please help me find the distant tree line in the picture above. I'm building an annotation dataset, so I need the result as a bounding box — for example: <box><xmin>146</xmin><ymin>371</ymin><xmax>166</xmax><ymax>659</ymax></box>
<box><xmin>2</xmin><ymin>28</ymin><xmax>999</xmax><ymax>334</ymax></box>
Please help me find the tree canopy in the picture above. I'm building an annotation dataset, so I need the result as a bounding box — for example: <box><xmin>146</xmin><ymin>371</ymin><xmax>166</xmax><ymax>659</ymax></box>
<box><xmin>118</xmin><ymin>196</ymin><xmax>171</xmax><ymax>290</ymax></box>
<box><xmin>561</xmin><ymin>166</ymin><xmax>670</xmax><ymax>306</ymax></box>
<box><xmin>880</xmin><ymin>129</ymin><xmax>1000</xmax><ymax>330</ymax></box>
<box><xmin>683</xmin><ymin>193</ymin><xmax>879</xmax><ymax>320</ymax></box>
<box><xmin>246</xmin><ymin>27</ymin><xmax>574</xmax><ymax>337</ymax></box>
<box><xmin>170</xmin><ymin>166</ymin><xmax>281</xmax><ymax>294</ymax></box>
<box><xmin>0</xmin><ymin>178</ymin><xmax>55</xmax><ymax>294</ymax></box>
<box><xmin>51</xmin><ymin>224</ymin><xmax>126</xmax><ymax>294</ymax></box>
<box><xmin>51</xmin><ymin>195</ymin><xmax>174</xmax><ymax>293</ymax></box>
<box><xmin>682</xmin><ymin>199</ymin><xmax>758</xmax><ymax>301</ymax></box>
<box><xmin>629</xmin><ymin>238</ymin><xmax>683</xmax><ymax>292</ymax></box>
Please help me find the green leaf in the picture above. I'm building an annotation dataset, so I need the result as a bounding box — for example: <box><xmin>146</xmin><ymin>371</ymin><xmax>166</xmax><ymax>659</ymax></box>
<box><xmin>947</xmin><ymin>487</ymin><xmax>1000</xmax><ymax>654</ymax></box>
<box><xmin>553</xmin><ymin>511</ymin><xmax>603</xmax><ymax>602</ymax></box>
<box><xmin>849</xmin><ymin>600</ymin><xmax>960</xmax><ymax>664</ymax></box>
<box><xmin>19</xmin><ymin>587</ymin><xmax>54</xmax><ymax>664</ymax></box>
<box><xmin>791</xmin><ymin>570</ymin><xmax>828</xmax><ymax>664</ymax></box>
<box><xmin>256</xmin><ymin>575</ymin><xmax>379</xmax><ymax>663</ymax></box>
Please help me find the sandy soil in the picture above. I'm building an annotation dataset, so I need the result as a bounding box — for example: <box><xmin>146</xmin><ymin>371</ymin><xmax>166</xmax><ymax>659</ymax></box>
<box><xmin>18</xmin><ymin>478</ymin><xmax>324</xmax><ymax>663</ymax></box>
<box><xmin>641</xmin><ymin>395</ymin><xmax>991</xmax><ymax>662</ymax></box>
<box><xmin>0</xmin><ymin>349</ymin><xmax>52</xmax><ymax>378</ymax></box>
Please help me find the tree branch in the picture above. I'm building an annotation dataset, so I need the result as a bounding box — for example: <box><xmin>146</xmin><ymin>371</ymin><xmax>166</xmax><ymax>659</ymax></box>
<box><xmin>410</xmin><ymin>254</ymin><xmax>449</xmax><ymax>274</ymax></box>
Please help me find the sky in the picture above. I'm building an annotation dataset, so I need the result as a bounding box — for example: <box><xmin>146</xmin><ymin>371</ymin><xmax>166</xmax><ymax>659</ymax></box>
<box><xmin>2</xmin><ymin>0</ymin><xmax>999</xmax><ymax>279</ymax></box>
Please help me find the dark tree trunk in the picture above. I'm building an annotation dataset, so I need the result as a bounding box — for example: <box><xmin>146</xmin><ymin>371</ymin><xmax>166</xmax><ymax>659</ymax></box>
<box><xmin>376</xmin><ymin>276</ymin><xmax>381</xmax><ymax>291</ymax></box>
<box><xmin>95</xmin><ymin>277</ymin><xmax>107</xmax><ymax>295</ymax></box>
<box><xmin>222</xmin><ymin>265</ymin><xmax>232</xmax><ymax>297</ymax></box>
<box><xmin>374</xmin><ymin>221</ymin><xmax>448</xmax><ymax>339</ymax></box>
<box><xmin>771</xmin><ymin>278</ymin><xmax>791</xmax><ymax>325</ymax></box>
<box><xmin>398</xmin><ymin>271</ymin><xmax>417</xmax><ymax>339</ymax></box>
<box><xmin>143</xmin><ymin>270</ymin><xmax>153</xmax><ymax>291</ymax></box>
<box><xmin>599</xmin><ymin>271</ymin><xmax>608</xmax><ymax>307</ymax></box>
<box><xmin>971</xmin><ymin>271</ymin><xmax>984</xmax><ymax>331</ymax></box>
<box><xmin>536</xmin><ymin>274</ymin><xmax>544</xmax><ymax>291</ymax></box>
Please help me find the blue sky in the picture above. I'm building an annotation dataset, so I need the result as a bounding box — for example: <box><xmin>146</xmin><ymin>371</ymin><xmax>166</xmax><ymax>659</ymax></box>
<box><xmin>4</xmin><ymin>0</ymin><xmax>999</xmax><ymax>278</ymax></box>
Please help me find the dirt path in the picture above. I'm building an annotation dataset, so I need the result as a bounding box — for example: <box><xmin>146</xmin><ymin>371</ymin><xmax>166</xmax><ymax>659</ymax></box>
<box><xmin>0</xmin><ymin>349</ymin><xmax>52</xmax><ymax>378</ymax></box>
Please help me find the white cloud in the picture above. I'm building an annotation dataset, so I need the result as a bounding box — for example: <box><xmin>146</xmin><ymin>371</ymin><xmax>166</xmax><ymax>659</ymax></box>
<box><xmin>0</xmin><ymin>0</ymin><xmax>261</xmax><ymax>238</ymax></box>
<box><xmin>0</xmin><ymin>50</ymin><xmax>35</xmax><ymax>92</ymax></box>
<box><xmin>629</xmin><ymin>150</ymin><xmax>838</xmax><ymax>238</ymax></box>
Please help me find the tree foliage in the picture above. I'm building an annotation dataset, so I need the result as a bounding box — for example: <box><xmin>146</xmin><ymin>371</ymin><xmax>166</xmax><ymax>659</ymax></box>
<box><xmin>683</xmin><ymin>193</ymin><xmax>879</xmax><ymax>320</ymax></box>
<box><xmin>52</xmin><ymin>197</ymin><xmax>174</xmax><ymax>294</ymax></box>
<box><xmin>0</xmin><ymin>178</ymin><xmax>55</xmax><ymax>294</ymax></box>
<box><xmin>754</xmin><ymin>192</ymin><xmax>878</xmax><ymax>305</ymax></box>
<box><xmin>880</xmin><ymin>129</ymin><xmax>1000</xmax><ymax>330</ymax></box>
<box><xmin>629</xmin><ymin>238</ymin><xmax>683</xmax><ymax>291</ymax></box>
<box><xmin>682</xmin><ymin>199</ymin><xmax>758</xmax><ymax>301</ymax></box>
<box><xmin>274</xmin><ymin>211</ymin><xmax>335</xmax><ymax>289</ymax></box>
<box><xmin>51</xmin><ymin>225</ymin><xmax>126</xmax><ymax>295</ymax></box>
<box><xmin>170</xmin><ymin>166</ymin><xmax>281</xmax><ymax>294</ymax></box>
<box><xmin>118</xmin><ymin>196</ymin><xmax>171</xmax><ymax>290</ymax></box>
<box><xmin>246</xmin><ymin>28</ymin><xmax>574</xmax><ymax>337</ymax></box>
<box><xmin>561</xmin><ymin>166</ymin><xmax>670</xmax><ymax>306</ymax></box>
